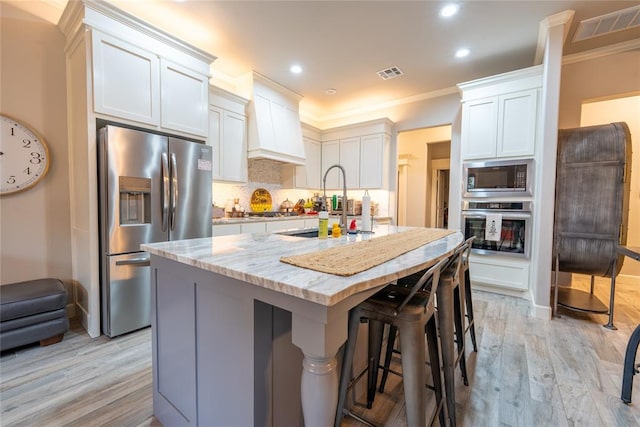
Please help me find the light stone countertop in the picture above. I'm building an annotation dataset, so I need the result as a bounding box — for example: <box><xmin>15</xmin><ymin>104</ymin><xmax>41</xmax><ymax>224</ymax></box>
<box><xmin>142</xmin><ymin>225</ymin><xmax>463</xmax><ymax>306</ymax></box>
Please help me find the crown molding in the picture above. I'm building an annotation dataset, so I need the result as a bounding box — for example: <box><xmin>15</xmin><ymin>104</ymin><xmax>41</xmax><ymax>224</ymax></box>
<box><xmin>562</xmin><ymin>38</ymin><xmax>640</xmax><ymax>65</ymax></box>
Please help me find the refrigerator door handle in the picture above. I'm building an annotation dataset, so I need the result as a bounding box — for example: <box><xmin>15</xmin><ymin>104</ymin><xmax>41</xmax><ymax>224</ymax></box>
<box><xmin>170</xmin><ymin>152</ymin><xmax>178</xmax><ymax>230</ymax></box>
<box><xmin>115</xmin><ymin>258</ymin><xmax>151</xmax><ymax>267</ymax></box>
<box><xmin>161</xmin><ymin>152</ymin><xmax>170</xmax><ymax>232</ymax></box>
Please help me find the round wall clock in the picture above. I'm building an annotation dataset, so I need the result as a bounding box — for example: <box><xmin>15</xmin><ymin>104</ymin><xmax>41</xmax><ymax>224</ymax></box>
<box><xmin>0</xmin><ymin>113</ymin><xmax>51</xmax><ymax>196</ymax></box>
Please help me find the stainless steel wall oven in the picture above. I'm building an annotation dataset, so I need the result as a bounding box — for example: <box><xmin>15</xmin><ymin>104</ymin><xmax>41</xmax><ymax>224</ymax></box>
<box><xmin>461</xmin><ymin>201</ymin><xmax>532</xmax><ymax>258</ymax></box>
<box><xmin>463</xmin><ymin>159</ymin><xmax>533</xmax><ymax>197</ymax></box>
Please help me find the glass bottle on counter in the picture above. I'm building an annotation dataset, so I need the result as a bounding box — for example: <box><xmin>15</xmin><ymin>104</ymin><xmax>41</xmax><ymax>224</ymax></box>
<box><xmin>318</xmin><ymin>211</ymin><xmax>329</xmax><ymax>239</ymax></box>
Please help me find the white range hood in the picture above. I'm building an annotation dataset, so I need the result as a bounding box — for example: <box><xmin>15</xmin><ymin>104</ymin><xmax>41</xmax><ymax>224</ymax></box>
<box><xmin>238</xmin><ymin>71</ymin><xmax>306</xmax><ymax>165</ymax></box>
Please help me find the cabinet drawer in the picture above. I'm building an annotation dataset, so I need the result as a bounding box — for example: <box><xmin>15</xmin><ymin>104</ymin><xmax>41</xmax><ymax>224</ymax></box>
<box><xmin>212</xmin><ymin>224</ymin><xmax>241</xmax><ymax>236</ymax></box>
<box><xmin>469</xmin><ymin>255</ymin><xmax>529</xmax><ymax>291</ymax></box>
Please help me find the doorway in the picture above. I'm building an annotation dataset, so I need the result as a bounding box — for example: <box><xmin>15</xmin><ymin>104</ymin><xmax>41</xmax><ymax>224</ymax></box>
<box><xmin>396</xmin><ymin>126</ymin><xmax>451</xmax><ymax>227</ymax></box>
<box><xmin>432</xmin><ymin>166</ymin><xmax>450</xmax><ymax>228</ymax></box>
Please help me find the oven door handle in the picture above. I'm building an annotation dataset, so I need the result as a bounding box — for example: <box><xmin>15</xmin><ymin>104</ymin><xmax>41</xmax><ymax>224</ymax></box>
<box><xmin>462</xmin><ymin>210</ymin><xmax>531</xmax><ymax>219</ymax></box>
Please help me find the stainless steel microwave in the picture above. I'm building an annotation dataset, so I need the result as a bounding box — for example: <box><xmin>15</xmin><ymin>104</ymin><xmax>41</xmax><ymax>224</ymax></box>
<box><xmin>463</xmin><ymin>159</ymin><xmax>534</xmax><ymax>197</ymax></box>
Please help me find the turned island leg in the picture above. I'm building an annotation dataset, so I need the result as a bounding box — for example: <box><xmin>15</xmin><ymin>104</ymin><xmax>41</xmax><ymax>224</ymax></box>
<box><xmin>292</xmin><ymin>311</ymin><xmax>348</xmax><ymax>427</ymax></box>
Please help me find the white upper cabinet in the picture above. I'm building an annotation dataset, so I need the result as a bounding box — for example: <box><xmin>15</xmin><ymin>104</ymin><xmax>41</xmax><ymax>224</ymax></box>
<box><xmin>209</xmin><ymin>86</ymin><xmax>249</xmax><ymax>183</ymax></box>
<box><xmin>321</xmin><ymin>140</ymin><xmax>341</xmax><ymax>189</ymax></box>
<box><xmin>161</xmin><ymin>59</ymin><xmax>209</xmax><ymax>136</ymax></box>
<box><xmin>460</xmin><ymin>97</ymin><xmax>498</xmax><ymax>159</ymax></box>
<box><xmin>320</xmin><ymin>119</ymin><xmax>393</xmax><ymax>190</ymax></box>
<box><xmin>360</xmin><ymin>133</ymin><xmax>387</xmax><ymax>189</ymax></box>
<box><xmin>92</xmin><ymin>31</ymin><xmax>160</xmax><ymax>125</ymax></box>
<box><xmin>301</xmin><ymin>138</ymin><xmax>322</xmax><ymax>189</ymax></box>
<box><xmin>458</xmin><ymin>66</ymin><xmax>542</xmax><ymax>161</ymax></box>
<box><xmin>497</xmin><ymin>89</ymin><xmax>538</xmax><ymax>158</ymax></box>
<box><xmin>82</xmin><ymin>6</ymin><xmax>213</xmax><ymax>139</ymax></box>
<box><xmin>288</xmin><ymin>137</ymin><xmax>321</xmax><ymax>189</ymax></box>
<box><xmin>339</xmin><ymin>137</ymin><xmax>360</xmax><ymax>189</ymax></box>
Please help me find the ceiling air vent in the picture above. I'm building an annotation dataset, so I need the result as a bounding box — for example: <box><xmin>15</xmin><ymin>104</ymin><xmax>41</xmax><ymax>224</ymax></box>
<box><xmin>573</xmin><ymin>5</ymin><xmax>640</xmax><ymax>42</ymax></box>
<box><xmin>377</xmin><ymin>66</ymin><xmax>404</xmax><ymax>80</ymax></box>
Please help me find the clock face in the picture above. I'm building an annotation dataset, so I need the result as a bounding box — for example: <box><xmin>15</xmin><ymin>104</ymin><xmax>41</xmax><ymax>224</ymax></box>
<box><xmin>0</xmin><ymin>114</ymin><xmax>50</xmax><ymax>195</ymax></box>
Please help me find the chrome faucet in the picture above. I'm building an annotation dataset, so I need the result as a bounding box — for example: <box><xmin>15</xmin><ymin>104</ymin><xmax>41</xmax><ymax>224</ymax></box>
<box><xmin>323</xmin><ymin>164</ymin><xmax>348</xmax><ymax>235</ymax></box>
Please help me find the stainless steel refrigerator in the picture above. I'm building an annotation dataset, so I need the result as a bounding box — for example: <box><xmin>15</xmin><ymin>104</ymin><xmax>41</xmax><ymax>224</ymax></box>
<box><xmin>98</xmin><ymin>124</ymin><xmax>212</xmax><ymax>337</ymax></box>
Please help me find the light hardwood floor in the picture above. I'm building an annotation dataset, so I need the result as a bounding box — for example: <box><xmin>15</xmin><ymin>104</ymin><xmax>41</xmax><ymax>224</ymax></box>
<box><xmin>2</xmin><ymin>276</ymin><xmax>640</xmax><ymax>427</ymax></box>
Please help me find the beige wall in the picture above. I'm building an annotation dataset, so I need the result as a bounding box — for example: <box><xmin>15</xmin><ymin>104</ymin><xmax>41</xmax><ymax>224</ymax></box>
<box><xmin>397</xmin><ymin>126</ymin><xmax>451</xmax><ymax>227</ymax></box>
<box><xmin>0</xmin><ymin>5</ymin><xmax>72</xmax><ymax>292</ymax></box>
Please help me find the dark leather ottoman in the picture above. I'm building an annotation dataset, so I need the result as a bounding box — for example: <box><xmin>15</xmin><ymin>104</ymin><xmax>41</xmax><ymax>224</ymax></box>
<box><xmin>0</xmin><ymin>278</ymin><xmax>69</xmax><ymax>352</ymax></box>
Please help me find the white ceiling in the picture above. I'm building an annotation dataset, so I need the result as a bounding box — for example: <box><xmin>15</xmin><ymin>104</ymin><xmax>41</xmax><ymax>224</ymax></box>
<box><xmin>7</xmin><ymin>1</ymin><xmax>640</xmax><ymax>119</ymax></box>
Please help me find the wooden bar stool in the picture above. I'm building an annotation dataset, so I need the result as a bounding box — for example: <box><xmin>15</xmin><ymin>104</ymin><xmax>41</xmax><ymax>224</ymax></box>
<box><xmin>334</xmin><ymin>256</ymin><xmax>450</xmax><ymax>427</ymax></box>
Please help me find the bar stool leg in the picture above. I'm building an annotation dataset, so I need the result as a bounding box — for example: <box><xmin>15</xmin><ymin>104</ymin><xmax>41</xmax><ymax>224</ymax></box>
<box><xmin>454</xmin><ymin>284</ymin><xmax>468</xmax><ymax>386</ymax></box>
<box><xmin>379</xmin><ymin>325</ymin><xmax>398</xmax><ymax>393</ymax></box>
<box><xmin>366</xmin><ymin>319</ymin><xmax>384</xmax><ymax>408</ymax></box>
<box><xmin>464</xmin><ymin>268</ymin><xmax>477</xmax><ymax>352</ymax></box>
<box><xmin>426</xmin><ymin>316</ymin><xmax>447</xmax><ymax>427</ymax></box>
<box><xmin>398</xmin><ymin>320</ymin><xmax>427</xmax><ymax>427</ymax></box>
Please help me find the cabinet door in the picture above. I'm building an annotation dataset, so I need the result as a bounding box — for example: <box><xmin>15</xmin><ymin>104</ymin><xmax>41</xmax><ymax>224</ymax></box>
<box><xmin>161</xmin><ymin>59</ymin><xmax>209</xmax><ymax>137</ymax></box>
<box><xmin>461</xmin><ymin>97</ymin><xmax>498</xmax><ymax>160</ymax></box>
<box><xmin>212</xmin><ymin>224</ymin><xmax>241</xmax><ymax>236</ymax></box>
<box><xmin>92</xmin><ymin>31</ymin><xmax>160</xmax><ymax>125</ymax></box>
<box><xmin>340</xmin><ymin>137</ymin><xmax>360</xmax><ymax>188</ymax></box>
<box><xmin>321</xmin><ymin>140</ymin><xmax>341</xmax><ymax>189</ymax></box>
<box><xmin>221</xmin><ymin>110</ymin><xmax>247</xmax><ymax>182</ymax></box>
<box><xmin>209</xmin><ymin>106</ymin><xmax>223</xmax><ymax>180</ymax></box>
<box><xmin>241</xmin><ymin>222</ymin><xmax>266</xmax><ymax>234</ymax></box>
<box><xmin>359</xmin><ymin>134</ymin><xmax>384</xmax><ymax>189</ymax></box>
<box><xmin>295</xmin><ymin>138</ymin><xmax>321</xmax><ymax>189</ymax></box>
<box><xmin>497</xmin><ymin>89</ymin><xmax>538</xmax><ymax>158</ymax></box>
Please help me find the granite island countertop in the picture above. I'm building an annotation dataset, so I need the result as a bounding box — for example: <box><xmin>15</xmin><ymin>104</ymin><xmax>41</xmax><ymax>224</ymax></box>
<box><xmin>142</xmin><ymin>225</ymin><xmax>463</xmax><ymax>306</ymax></box>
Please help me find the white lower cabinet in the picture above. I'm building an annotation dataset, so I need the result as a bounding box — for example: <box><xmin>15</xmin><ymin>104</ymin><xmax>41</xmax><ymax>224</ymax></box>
<box><xmin>468</xmin><ymin>254</ymin><xmax>529</xmax><ymax>291</ymax></box>
<box><xmin>242</xmin><ymin>222</ymin><xmax>267</xmax><ymax>234</ymax></box>
<box><xmin>212</xmin><ymin>224</ymin><xmax>241</xmax><ymax>236</ymax></box>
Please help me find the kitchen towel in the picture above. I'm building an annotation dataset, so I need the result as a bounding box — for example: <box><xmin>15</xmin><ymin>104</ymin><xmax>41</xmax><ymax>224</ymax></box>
<box><xmin>280</xmin><ymin>228</ymin><xmax>455</xmax><ymax>276</ymax></box>
<box><xmin>485</xmin><ymin>214</ymin><xmax>502</xmax><ymax>241</ymax></box>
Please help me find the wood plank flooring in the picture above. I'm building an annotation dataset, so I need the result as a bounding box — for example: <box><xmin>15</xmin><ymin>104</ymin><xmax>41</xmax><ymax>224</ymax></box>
<box><xmin>2</xmin><ymin>275</ymin><xmax>640</xmax><ymax>426</ymax></box>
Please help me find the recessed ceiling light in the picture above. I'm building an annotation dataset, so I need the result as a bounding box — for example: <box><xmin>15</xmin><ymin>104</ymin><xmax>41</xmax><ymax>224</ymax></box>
<box><xmin>325</xmin><ymin>88</ymin><xmax>337</xmax><ymax>95</ymax></box>
<box><xmin>290</xmin><ymin>64</ymin><xmax>303</xmax><ymax>74</ymax></box>
<box><xmin>455</xmin><ymin>48</ymin><xmax>470</xmax><ymax>58</ymax></box>
<box><xmin>440</xmin><ymin>4</ymin><xmax>459</xmax><ymax>18</ymax></box>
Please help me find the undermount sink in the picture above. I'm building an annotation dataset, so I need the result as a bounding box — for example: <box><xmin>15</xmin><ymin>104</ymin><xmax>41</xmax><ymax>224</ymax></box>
<box><xmin>275</xmin><ymin>228</ymin><xmax>319</xmax><ymax>238</ymax></box>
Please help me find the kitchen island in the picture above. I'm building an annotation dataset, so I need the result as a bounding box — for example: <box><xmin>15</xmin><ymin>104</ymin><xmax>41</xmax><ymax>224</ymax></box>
<box><xmin>142</xmin><ymin>225</ymin><xmax>462</xmax><ymax>427</ymax></box>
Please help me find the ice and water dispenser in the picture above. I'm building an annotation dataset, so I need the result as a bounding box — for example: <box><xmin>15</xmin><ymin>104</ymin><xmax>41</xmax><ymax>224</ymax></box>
<box><xmin>118</xmin><ymin>176</ymin><xmax>151</xmax><ymax>225</ymax></box>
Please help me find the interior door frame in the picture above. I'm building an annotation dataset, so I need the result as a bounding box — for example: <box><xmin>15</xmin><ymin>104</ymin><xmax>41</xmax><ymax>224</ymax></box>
<box><xmin>430</xmin><ymin>158</ymin><xmax>450</xmax><ymax>228</ymax></box>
